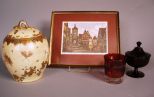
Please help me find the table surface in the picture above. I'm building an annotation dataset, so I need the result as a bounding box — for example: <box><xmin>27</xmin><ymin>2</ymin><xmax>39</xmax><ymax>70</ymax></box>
<box><xmin>0</xmin><ymin>58</ymin><xmax>154</xmax><ymax>97</ymax></box>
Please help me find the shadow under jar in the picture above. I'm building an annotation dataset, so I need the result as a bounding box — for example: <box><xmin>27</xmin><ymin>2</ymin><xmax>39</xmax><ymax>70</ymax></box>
<box><xmin>104</xmin><ymin>53</ymin><xmax>126</xmax><ymax>84</ymax></box>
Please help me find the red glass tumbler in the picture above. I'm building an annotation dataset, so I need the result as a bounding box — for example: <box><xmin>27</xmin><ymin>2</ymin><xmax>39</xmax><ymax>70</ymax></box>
<box><xmin>104</xmin><ymin>53</ymin><xmax>126</xmax><ymax>84</ymax></box>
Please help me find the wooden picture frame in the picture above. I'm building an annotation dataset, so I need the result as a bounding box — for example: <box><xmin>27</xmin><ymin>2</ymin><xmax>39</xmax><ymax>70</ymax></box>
<box><xmin>48</xmin><ymin>11</ymin><xmax>120</xmax><ymax>67</ymax></box>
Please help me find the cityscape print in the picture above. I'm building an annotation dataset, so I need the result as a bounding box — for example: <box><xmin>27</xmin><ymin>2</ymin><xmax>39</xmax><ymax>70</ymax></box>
<box><xmin>61</xmin><ymin>22</ymin><xmax>108</xmax><ymax>54</ymax></box>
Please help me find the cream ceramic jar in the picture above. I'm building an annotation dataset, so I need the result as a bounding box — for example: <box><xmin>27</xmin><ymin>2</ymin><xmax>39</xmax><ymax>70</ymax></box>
<box><xmin>2</xmin><ymin>20</ymin><xmax>49</xmax><ymax>82</ymax></box>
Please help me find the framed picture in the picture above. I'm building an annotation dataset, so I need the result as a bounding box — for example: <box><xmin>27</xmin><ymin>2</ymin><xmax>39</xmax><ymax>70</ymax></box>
<box><xmin>49</xmin><ymin>11</ymin><xmax>120</xmax><ymax>67</ymax></box>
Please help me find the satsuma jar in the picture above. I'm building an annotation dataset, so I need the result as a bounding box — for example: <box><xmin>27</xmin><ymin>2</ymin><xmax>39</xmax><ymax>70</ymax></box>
<box><xmin>2</xmin><ymin>20</ymin><xmax>49</xmax><ymax>82</ymax></box>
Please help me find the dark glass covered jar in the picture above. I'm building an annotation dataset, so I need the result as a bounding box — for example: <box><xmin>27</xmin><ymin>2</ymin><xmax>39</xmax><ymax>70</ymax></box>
<box><xmin>125</xmin><ymin>41</ymin><xmax>151</xmax><ymax>78</ymax></box>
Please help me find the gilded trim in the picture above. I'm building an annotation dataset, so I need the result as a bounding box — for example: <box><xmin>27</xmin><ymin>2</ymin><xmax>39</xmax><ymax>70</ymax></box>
<box><xmin>21</xmin><ymin>51</ymin><xmax>33</xmax><ymax>58</ymax></box>
<box><xmin>12</xmin><ymin>61</ymin><xmax>48</xmax><ymax>82</ymax></box>
<box><xmin>3</xmin><ymin>34</ymin><xmax>46</xmax><ymax>45</ymax></box>
<box><xmin>116</xmin><ymin>12</ymin><xmax>120</xmax><ymax>53</ymax></box>
<box><xmin>48</xmin><ymin>11</ymin><xmax>55</xmax><ymax>65</ymax></box>
<box><xmin>52</xmin><ymin>11</ymin><xmax>119</xmax><ymax>15</ymax></box>
<box><xmin>4</xmin><ymin>54</ymin><xmax>13</xmax><ymax>66</ymax></box>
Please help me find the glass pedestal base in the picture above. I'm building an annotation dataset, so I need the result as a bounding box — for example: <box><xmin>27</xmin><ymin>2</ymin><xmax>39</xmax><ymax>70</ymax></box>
<box><xmin>126</xmin><ymin>70</ymin><xmax>144</xmax><ymax>78</ymax></box>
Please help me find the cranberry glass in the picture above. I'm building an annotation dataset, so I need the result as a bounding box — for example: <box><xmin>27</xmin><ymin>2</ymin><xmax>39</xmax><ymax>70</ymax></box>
<box><xmin>104</xmin><ymin>53</ymin><xmax>126</xmax><ymax>84</ymax></box>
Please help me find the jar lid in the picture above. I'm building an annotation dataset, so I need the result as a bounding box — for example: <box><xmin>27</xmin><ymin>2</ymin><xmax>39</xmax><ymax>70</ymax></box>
<box><xmin>3</xmin><ymin>20</ymin><xmax>46</xmax><ymax>45</ymax></box>
<box><xmin>8</xmin><ymin>20</ymin><xmax>41</xmax><ymax>39</ymax></box>
<box><xmin>130</xmin><ymin>41</ymin><xmax>145</xmax><ymax>57</ymax></box>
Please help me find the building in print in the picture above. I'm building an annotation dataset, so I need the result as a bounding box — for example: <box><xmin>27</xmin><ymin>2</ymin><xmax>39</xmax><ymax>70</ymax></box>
<box><xmin>72</xmin><ymin>25</ymin><xmax>78</xmax><ymax>45</ymax></box>
<box><xmin>92</xmin><ymin>36</ymin><xmax>97</xmax><ymax>51</ymax></box>
<box><xmin>81</xmin><ymin>30</ymin><xmax>91</xmax><ymax>49</ymax></box>
<box><xmin>88</xmin><ymin>37</ymin><xmax>93</xmax><ymax>51</ymax></box>
<box><xmin>62</xmin><ymin>23</ymin><xmax>107</xmax><ymax>53</ymax></box>
<box><xmin>78</xmin><ymin>34</ymin><xmax>82</xmax><ymax>46</ymax></box>
<box><xmin>63</xmin><ymin>23</ymin><xmax>71</xmax><ymax>51</ymax></box>
<box><xmin>97</xmin><ymin>28</ymin><xmax>107</xmax><ymax>52</ymax></box>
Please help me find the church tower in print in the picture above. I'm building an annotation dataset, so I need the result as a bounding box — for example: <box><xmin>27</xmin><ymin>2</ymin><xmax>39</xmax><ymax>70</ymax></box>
<box><xmin>72</xmin><ymin>25</ymin><xmax>78</xmax><ymax>45</ymax></box>
<box><xmin>97</xmin><ymin>28</ymin><xmax>107</xmax><ymax>52</ymax></box>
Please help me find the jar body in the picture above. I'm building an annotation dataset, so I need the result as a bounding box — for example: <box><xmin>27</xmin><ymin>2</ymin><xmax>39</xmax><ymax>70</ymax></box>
<box><xmin>2</xmin><ymin>21</ymin><xmax>49</xmax><ymax>82</ymax></box>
